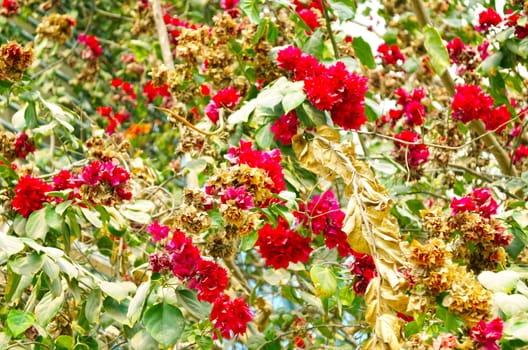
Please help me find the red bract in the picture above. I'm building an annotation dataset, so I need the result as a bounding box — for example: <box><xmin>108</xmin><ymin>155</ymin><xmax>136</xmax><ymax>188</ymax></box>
<box><xmin>187</xmin><ymin>259</ymin><xmax>228</xmax><ymax>303</ymax></box>
<box><xmin>271</xmin><ymin>111</ymin><xmax>299</xmax><ymax>145</ymax></box>
<box><xmin>451</xmin><ymin>85</ymin><xmax>493</xmax><ymax>123</ymax></box>
<box><xmin>227</xmin><ymin>140</ymin><xmax>286</xmax><ymax>193</ymax></box>
<box><xmin>12</xmin><ymin>175</ymin><xmax>52</xmax><ymax>218</ymax></box>
<box><xmin>350</xmin><ymin>253</ymin><xmax>377</xmax><ymax>294</ymax></box>
<box><xmin>450</xmin><ymin>187</ymin><xmax>498</xmax><ymax>219</ymax></box>
<box><xmin>143</xmin><ymin>80</ymin><xmax>170</xmax><ymax>101</ymax></box>
<box><xmin>484</xmin><ymin>105</ymin><xmax>511</xmax><ymax>133</ymax></box>
<box><xmin>514</xmin><ymin>144</ymin><xmax>528</xmax><ymax>164</ymax></box>
<box><xmin>394</xmin><ymin>88</ymin><xmax>426</xmax><ymax>126</ymax></box>
<box><xmin>394</xmin><ymin>130</ymin><xmax>429</xmax><ymax>167</ymax></box>
<box><xmin>53</xmin><ymin>169</ymin><xmax>78</xmax><ymax>191</ymax></box>
<box><xmin>256</xmin><ymin>218</ymin><xmax>312</xmax><ymax>269</ymax></box>
<box><xmin>377</xmin><ymin>43</ymin><xmax>405</xmax><ymax>65</ymax></box>
<box><xmin>477</xmin><ymin>8</ymin><xmax>502</xmax><ymax>32</ymax></box>
<box><xmin>299</xmin><ymin>190</ymin><xmax>352</xmax><ymax>257</ymax></box>
<box><xmin>470</xmin><ymin>317</ymin><xmax>504</xmax><ymax>350</ymax></box>
<box><xmin>1</xmin><ymin>0</ymin><xmax>18</xmax><ymax>16</ymax></box>
<box><xmin>220</xmin><ymin>186</ymin><xmax>254</xmax><ymax>209</ymax></box>
<box><xmin>14</xmin><ymin>132</ymin><xmax>35</xmax><ymax>159</ymax></box>
<box><xmin>147</xmin><ymin>221</ymin><xmax>170</xmax><ymax>242</ymax></box>
<box><xmin>78</xmin><ymin>34</ymin><xmax>102</xmax><ymax>58</ymax></box>
<box><xmin>212</xmin><ymin>87</ymin><xmax>241</xmax><ymax>109</ymax></box>
<box><xmin>167</xmin><ymin>230</ymin><xmax>202</xmax><ymax>279</ymax></box>
<box><xmin>210</xmin><ymin>295</ymin><xmax>253</xmax><ymax>339</ymax></box>
<box><xmin>298</xmin><ymin>9</ymin><xmax>320</xmax><ymax>31</ymax></box>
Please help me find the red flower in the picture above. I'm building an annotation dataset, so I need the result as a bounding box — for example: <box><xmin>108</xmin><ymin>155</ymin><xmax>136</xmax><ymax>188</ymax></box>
<box><xmin>377</xmin><ymin>43</ymin><xmax>405</xmax><ymax>65</ymax></box>
<box><xmin>147</xmin><ymin>221</ymin><xmax>170</xmax><ymax>243</ymax></box>
<box><xmin>143</xmin><ymin>81</ymin><xmax>170</xmax><ymax>101</ymax></box>
<box><xmin>14</xmin><ymin>132</ymin><xmax>35</xmax><ymax>159</ymax></box>
<box><xmin>227</xmin><ymin>140</ymin><xmax>286</xmax><ymax>193</ymax></box>
<box><xmin>297</xmin><ymin>190</ymin><xmax>353</xmax><ymax>257</ymax></box>
<box><xmin>220</xmin><ymin>186</ymin><xmax>254</xmax><ymax>209</ymax></box>
<box><xmin>167</xmin><ymin>230</ymin><xmax>202</xmax><ymax>279</ymax></box>
<box><xmin>450</xmin><ymin>187</ymin><xmax>498</xmax><ymax>219</ymax></box>
<box><xmin>514</xmin><ymin>144</ymin><xmax>528</xmax><ymax>164</ymax></box>
<box><xmin>212</xmin><ymin>87</ymin><xmax>241</xmax><ymax>109</ymax></box>
<box><xmin>256</xmin><ymin>218</ymin><xmax>312</xmax><ymax>269</ymax></box>
<box><xmin>451</xmin><ymin>85</ymin><xmax>493</xmax><ymax>124</ymax></box>
<box><xmin>484</xmin><ymin>105</ymin><xmax>510</xmax><ymax>133</ymax></box>
<box><xmin>210</xmin><ymin>295</ymin><xmax>252</xmax><ymax>339</ymax></box>
<box><xmin>12</xmin><ymin>175</ymin><xmax>52</xmax><ymax>218</ymax></box>
<box><xmin>394</xmin><ymin>87</ymin><xmax>426</xmax><ymax>126</ymax></box>
<box><xmin>187</xmin><ymin>259</ymin><xmax>228</xmax><ymax>303</ymax></box>
<box><xmin>447</xmin><ymin>37</ymin><xmax>471</xmax><ymax>65</ymax></box>
<box><xmin>96</xmin><ymin>106</ymin><xmax>112</xmax><ymax>117</ymax></box>
<box><xmin>298</xmin><ymin>9</ymin><xmax>319</xmax><ymax>31</ymax></box>
<box><xmin>111</xmin><ymin>78</ymin><xmax>123</xmax><ymax>88</ymax></box>
<box><xmin>53</xmin><ymin>169</ymin><xmax>79</xmax><ymax>191</ymax></box>
<box><xmin>477</xmin><ymin>8</ymin><xmax>502</xmax><ymax>32</ymax></box>
<box><xmin>78</xmin><ymin>34</ymin><xmax>102</xmax><ymax>58</ymax></box>
<box><xmin>350</xmin><ymin>253</ymin><xmax>377</xmax><ymax>294</ymax></box>
<box><xmin>1</xmin><ymin>0</ymin><xmax>18</xmax><ymax>16</ymax></box>
<box><xmin>394</xmin><ymin>130</ymin><xmax>429</xmax><ymax>167</ymax></box>
<box><xmin>271</xmin><ymin>111</ymin><xmax>299</xmax><ymax>145</ymax></box>
<box><xmin>470</xmin><ymin>318</ymin><xmax>504</xmax><ymax>350</ymax></box>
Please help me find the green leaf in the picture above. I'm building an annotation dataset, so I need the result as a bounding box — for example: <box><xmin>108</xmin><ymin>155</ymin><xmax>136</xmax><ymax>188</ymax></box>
<box><xmin>127</xmin><ymin>280</ymin><xmax>151</xmax><ymax>326</ymax></box>
<box><xmin>55</xmin><ymin>335</ymin><xmax>74</xmax><ymax>350</ymax></box>
<box><xmin>240</xmin><ymin>229</ymin><xmax>258</xmax><ymax>251</ymax></box>
<box><xmin>24</xmin><ymin>102</ymin><xmax>38</xmax><ymax>129</ymax></box>
<box><xmin>228</xmin><ymin>99</ymin><xmax>257</xmax><ymax>125</ymax></box>
<box><xmin>478</xmin><ymin>270</ymin><xmax>520</xmax><ymax>293</ymax></box>
<box><xmin>103</xmin><ymin>297</ymin><xmax>130</xmax><ymax>325</ymax></box>
<box><xmin>310</xmin><ymin>265</ymin><xmax>338</xmax><ymax>297</ymax></box>
<box><xmin>85</xmin><ymin>289</ymin><xmax>102</xmax><ymax>324</ymax></box>
<box><xmin>480</xmin><ymin>52</ymin><xmax>503</xmax><ymax>74</ymax></box>
<box><xmin>423</xmin><ymin>26</ymin><xmax>450</xmax><ymax>76</ymax></box>
<box><xmin>263</xmin><ymin>268</ymin><xmax>291</xmax><ymax>285</ymax></box>
<box><xmin>80</xmin><ymin>207</ymin><xmax>102</xmax><ymax>228</ymax></box>
<box><xmin>255</xmin><ymin>123</ymin><xmax>274</xmax><ymax>149</ymax></box>
<box><xmin>45</xmin><ymin>205</ymin><xmax>62</xmax><ymax>232</ymax></box>
<box><xmin>327</xmin><ymin>0</ymin><xmax>356</xmax><ymax>21</ymax></box>
<box><xmin>143</xmin><ymin>303</ymin><xmax>185</xmax><ymax>347</ymax></box>
<box><xmin>184</xmin><ymin>158</ymin><xmax>208</xmax><ymax>173</ymax></box>
<box><xmin>100</xmin><ymin>281</ymin><xmax>137</xmax><ymax>302</ymax></box>
<box><xmin>130</xmin><ymin>330</ymin><xmax>158</xmax><ymax>350</ymax></box>
<box><xmin>282</xmin><ymin>90</ymin><xmax>306</xmax><ymax>114</ymax></box>
<box><xmin>6</xmin><ymin>310</ymin><xmax>34</xmax><ymax>337</ymax></box>
<box><xmin>0</xmin><ymin>232</ymin><xmax>24</xmax><ymax>256</ymax></box>
<box><xmin>26</xmin><ymin>208</ymin><xmax>49</xmax><ymax>240</ymax></box>
<box><xmin>303</xmin><ymin>30</ymin><xmax>325</xmax><ymax>59</ymax></box>
<box><xmin>35</xmin><ymin>291</ymin><xmax>64</xmax><ymax>325</ymax></box>
<box><xmin>176</xmin><ymin>289</ymin><xmax>210</xmax><ymax>318</ymax></box>
<box><xmin>241</xmin><ymin>0</ymin><xmax>261</xmax><ymax>24</ymax></box>
<box><xmin>352</xmin><ymin>37</ymin><xmax>376</xmax><ymax>69</ymax></box>
<box><xmin>9</xmin><ymin>252</ymin><xmax>44</xmax><ymax>276</ymax></box>
<box><xmin>12</xmin><ymin>103</ymin><xmax>27</xmax><ymax>129</ymax></box>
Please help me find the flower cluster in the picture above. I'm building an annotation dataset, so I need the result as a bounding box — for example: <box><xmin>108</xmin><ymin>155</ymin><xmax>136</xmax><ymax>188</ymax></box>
<box><xmin>96</xmin><ymin>106</ymin><xmax>131</xmax><ymax>135</ymax></box>
<box><xmin>470</xmin><ymin>317</ymin><xmax>504</xmax><ymax>350</ymax></box>
<box><xmin>270</xmin><ymin>111</ymin><xmax>299</xmax><ymax>145</ymax></box>
<box><xmin>392</xmin><ymin>87</ymin><xmax>426</xmax><ymax>126</ymax></box>
<box><xmin>255</xmin><ymin>218</ymin><xmax>312</xmax><ymax>269</ymax></box>
<box><xmin>143</xmin><ymin>80</ymin><xmax>170</xmax><ymax>101</ymax></box>
<box><xmin>349</xmin><ymin>253</ymin><xmax>377</xmax><ymax>294</ymax></box>
<box><xmin>296</xmin><ymin>190</ymin><xmax>353</xmax><ymax>257</ymax></box>
<box><xmin>226</xmin><ymin>140</ymin><xmax>285</xmax><ymax>194</ymax></box>
<box><xmin>1</xmin><ymin>0</ymin><xmax>18</xmax><ymax>17</ymax></box>
<box><xmin>393</xmin><ymin>130</ymin><xmax>430</xmax><ymax>167</ymax></box>
<box><xmin>514</xmin><ymin>144</ymin><xmax>528</xmax><ymax>164</ymax></box>
<box><xmin>451</xmin><ymin>85</ymin><xmax>511</xmax><ymax>133</ymax></box>
<box><xmin>450</xmin><ymin>187</ymin><xmax>498</xmax><ymax>219</ymax></box>
<box><xmin>36</xmin><ymin>13</ymin><xmax>77</xmax><ymax>44</ymax></box>
<box><xmin>148</xmin><ymin>224</ymin><xmax>252</xmax><ymax>338</ymax></box>
<box><xmin>14</xmin><ymin>132</ymin><xmax>35</xmax><ymax>159</ymax></box>
<box><xmin>297</xmin><ymin>8</ymin><xmax>320</xmax><ymax>32</ymax></box>
<box><xmin>205</xmin><ymin>87</ymin><xmax>241</xmax><ymax>124</ymax></box>
<box><xmin>220</xmin><ymin>0</ymin><xmax>240</xmax><ymax>17</ymax></box>
<box><xmin>12</xmin><ymin>176</ymin><xmax>52</xmax><ymax>218</ymax></box>
<box><xmin>0</xmin><ymin>41</ymin><xmax>33</xmax><ymax>82</ymax></box>
<box><xmin>276</xmin><ymin>46</ymin><xmax>368</xmax><ymax>130</ymax></box>
<box><xmin>476</xmin><ymin>8</ymin><xmax>502</xmax><ymax>32</ymax></box>
<box><xmin>111</xmin><ymin>78</ymin><xmax>137</xmax><ymax>103</ymax></box>
<box><xmin>507</xmin><ymin>11</ymin><xmax>528</xmax><ymax>39</ymax></box>
<box><xmin>377</xmin><ymin>43</ymin><xmax>405</xmax><ymax>65</ymax></box>
<box><xmin>78</xmin><ymin>34</ymin><xmax>102</xmax><ymax>59</ymax></box>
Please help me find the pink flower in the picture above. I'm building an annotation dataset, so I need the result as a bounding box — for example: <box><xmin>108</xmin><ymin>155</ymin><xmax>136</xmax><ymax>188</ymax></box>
<box><xmin>210</xmin><ymin>295</ymin><xmax>252</xmax><ymax>339</ymax></box>
<box><xmin>394</xmin><ymin>130</ymin><xmax>429</xmax><ymax>167</ymax></box>
<box><xmin>14</xmin><ymin>132</ymin><xmax>35</xmax><ymax>159</ymax></box>
<box><xmin>514</xmin><ymin>144</ymin><xmax>528</xmax><ymax>164</ymax></box>
<box><xmin>12</xmin><ymin>175</ymin><xmax>52</xmax><ymax>218</ymax></box>
<box><xmin>256</xmin><ymin>218</ymin><xmax>312</xmax><ymax>269</ymax></box>
<box><xmin>271</xmin><ymin>111</ymin><xmax>299</xmax><ymax>145</ymax></box>
<box><xmin>147</xmin><ymin>221</ymin><xmax>170</xmax><ymax>242</ymax></box>
<box><xmin>187</xmin><ymin>259</ymin><xmax>228</xmax><ymax>303</ymax></box>
<box><xmin>377</xmin><ymin>43</ymin><xmax>405</xmax><ymax>65</ymax></box>
<box><xmin>205</xmin><ymin>102</ymin><xmax>220</xmax><ymax>124</ymax></box>
<box><xmin>220</xmin><ymin>186</ymin><xmax>254</xmax><ymax>209</ymax></box>
<box><xmin>477</xmin><ymin>8</ymin><xmax>502</xmax><ymax>32</ymax></box>
<box><xmin>450</xmin><ymin>187</ymin><xmax>498</xmax><ymax>219</ymax></box>
<box><xmin>470</xmin><ymin>318</ymin><xmax>504</xmax><ymax>350</ymax></box>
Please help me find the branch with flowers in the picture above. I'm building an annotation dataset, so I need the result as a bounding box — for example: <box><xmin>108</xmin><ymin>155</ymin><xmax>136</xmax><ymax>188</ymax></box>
<box><xmin>1</xmin><ymin>0</ymin><xmax>528</xmax><ymax>349</ymax></box>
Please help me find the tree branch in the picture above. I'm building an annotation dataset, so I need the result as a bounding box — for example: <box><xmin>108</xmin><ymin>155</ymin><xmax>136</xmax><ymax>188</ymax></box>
<box><xmin>149</xmin><ymin>0</ymin><xmax>174</xmax><ymax>70</ymax></box>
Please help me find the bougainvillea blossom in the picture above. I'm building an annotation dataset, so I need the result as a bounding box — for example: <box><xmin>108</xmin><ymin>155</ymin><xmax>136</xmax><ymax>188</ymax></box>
<box><xmin>270</xmin><ymin>111</ymin><xmax>299</xmax><ymax>145</ymax></box>
<box><xmin>147</xmin><ymin>221</ymin><xmax>170</xmax><ymax>242</ymax></box>
<box><xmin>350</xmin><ymin>252</ymin><xmax>377</xmax><ymax>294</ymax></box>
<box><xmin>256</xmin><ymin>218</ymin><xmax>312</xmax><ymax>269</ymax></box>
<box><xmin>210</xmin><ymin>295</ymin><xmax>253</xmax><ymax>339</ymax></box>
<box><xmin>78</xmin><ymin>34</ymin><xmax>102</xmax><ymax>58</ymax></box>
<box><xmin>12</xmin><ymin>175</ymin><xmax>52</xmax><ymax>217</ymax></box>
<box><xmin>377</xmin><ymin>43</ymin><xmax>405</xmax><ymax>65</ymax></box>
<box><xmin>450</xmin><ymin>187</ymin><xmax>498</xmax><ymax>219</ymax></box>
<box><xmin>477</xmin><ymin>8</ymin><xmax>502</xmax><ymax>32</ymax></box>
<box><xmin>394</xmin><ymin>130</ymin><xmax>429</xmax><ymax>167</ymax></box>
<box><xmin>187</xmin><ymin>259</ymin><xmax>229</xmax><ymax>302</ymax></box>
<box><xmin>469</xmin><ymin>317</ymin><xmax>504</xmax><ymax>350</ymax></box>
<box><xmin>14</xmin><ymin>132</ymin><xmax>35</xmax><ymax>159</ymax></box>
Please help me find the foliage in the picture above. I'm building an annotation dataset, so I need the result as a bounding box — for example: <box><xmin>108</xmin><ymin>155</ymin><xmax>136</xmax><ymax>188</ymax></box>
<box><xmin>1</xmin><ymin>0</ymin><xmax>528</xmax><ymax>349</ymax></box>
